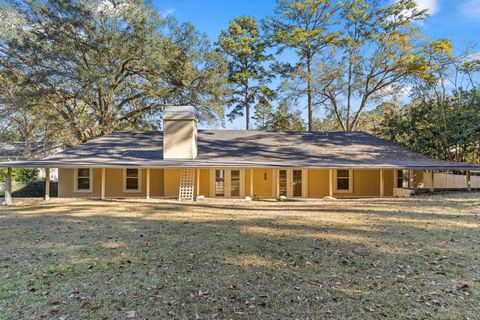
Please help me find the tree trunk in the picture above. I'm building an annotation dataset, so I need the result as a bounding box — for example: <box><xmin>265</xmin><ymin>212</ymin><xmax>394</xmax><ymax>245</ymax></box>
<box><xmin>346</xmin><ymin>50</ymin><xmax>353</xmax><ymax>131</ymax></box>
<box><xmin>245</xmin><ymin>81</ymin><xmax>250</xmax><ymax>130</ymax></box>
<box><xmin>307</xmin><ymin>53</ymin><xmax>313</xmax><ymax>131</ymax></box>
<box><xmin>246</xmin><ymin>101</ymin><xmax>250</xmax><ymax>130</ymax></box>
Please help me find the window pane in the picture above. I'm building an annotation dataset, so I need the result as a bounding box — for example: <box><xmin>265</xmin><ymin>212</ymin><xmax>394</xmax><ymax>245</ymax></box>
<box><xmin>230</xmin><ymin>170</ymin><xmax>240</xmax><ymax>197</ymax></box>
<box><xmin>126</xmin><ymin>177</ymin><xmax>139</xmax><ymax>190</ymax></box>
<box><xmin>77</xmin><ymin>177</ymin><xmax>90</xmax><ymax>190</ymax></box>
<box><xmin>279</xmin><ymin>170</ymin><xmax>287</xmax><ymax>197</ymax></box>
<box><xmin>215</xmin><ymin>170</ymin><xmax>224</xmax><ymax>197</ymax></box>
<box><xmin>397</xmin><ymin>170</ymin><xmax>403</xmax><ymax>188</ymax></box>
<box><xmin>337</xmin><ymin>178</ymin><xmax>349</xmax><ymax>190</ymax></box>
<box><xmin>78</xmin><ymin>168</ymin><xmax>90</xmax><ymax>177</ymax></box>
<box><xmin>402</xmin><ymin>170</ymin><xmax>410</xmax><ymax>188</ymax></box>
<box><xmin>293</xmin><ymin>170</ymin><xmax>302</xmax><ymax>197</ymax></box>
<box><xmin>126</xmin><ymin>169</ymin><xmax>138</xmax><ymax>178</ymax></box>
<box><xmin>337</xmin><ymin>170</ymin><xmax>349</xmax><ymax>178</ymax></box>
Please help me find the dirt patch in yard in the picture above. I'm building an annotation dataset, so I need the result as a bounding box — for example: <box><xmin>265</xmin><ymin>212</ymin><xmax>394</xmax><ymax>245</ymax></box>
<box><xmin>1</xmin><ymin>193</ymin><xmax>479</xmax><ymax>319</ymax></box>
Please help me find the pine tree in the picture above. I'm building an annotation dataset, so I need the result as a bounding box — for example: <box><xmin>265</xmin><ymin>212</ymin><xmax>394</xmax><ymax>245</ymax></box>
<box><xmin>217</xmin><ymin>16</ymin><xmax>272</xmax><ymax>129</ymax></box>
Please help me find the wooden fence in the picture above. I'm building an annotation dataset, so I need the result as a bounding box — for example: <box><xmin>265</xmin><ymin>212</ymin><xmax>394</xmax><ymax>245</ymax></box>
<box><xmin>423</xmin><ymin>172</ymin><xmax>480</xmax><ymax>189</ymax></box>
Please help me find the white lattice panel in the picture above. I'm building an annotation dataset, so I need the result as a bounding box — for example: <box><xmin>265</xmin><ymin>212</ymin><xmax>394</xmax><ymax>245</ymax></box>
<box><xmin>179</xmin><ymin>169</ymin><xmax>195</xmax><ymax>201</ymax></box>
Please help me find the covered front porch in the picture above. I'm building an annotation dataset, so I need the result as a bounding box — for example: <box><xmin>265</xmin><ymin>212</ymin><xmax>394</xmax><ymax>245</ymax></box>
<box><xmin>2</xmin><ymin>166</ymin><xmax>478</xmax><ymax>205</ymax></box>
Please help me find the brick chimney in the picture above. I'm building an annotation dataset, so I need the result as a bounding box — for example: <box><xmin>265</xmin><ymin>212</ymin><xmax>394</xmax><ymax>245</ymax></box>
<box><xmin>163</xmin><ymin>106</ymin><xmax>197</xmax><ymax>159</ymax></box>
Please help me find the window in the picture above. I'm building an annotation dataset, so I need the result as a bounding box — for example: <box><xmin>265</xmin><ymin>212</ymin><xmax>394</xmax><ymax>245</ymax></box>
<box><xmin>215</xmin><ymin>169</ymin><xmax>225</xmax><ymax>197</ymax></box>
<box><xmin>292</xmin><ymin>170</ymin><xmax>302</xmax><ymax>197</ymax></box>
<box><xmin>279</xmin><ymin>170</ymin><xmax>287</xmax><ymax>197</ymax></box>
<box><xmin>211</xmin><ymin>169</ymin><xmax>245</xmax><ymax>198</ymax></box>
<box><xmin>397</xmin><ymin>170</ymin><xmax>410</xmax><ymax>188</ymax></box>
<box><xmin>123</xmin><ymin>168</ymin><xmax>141</xmax><ymax>192</ymax></box>
<box><xmin>335</xmin><ymin>169</ymin><xmax>352</xmax><ymax>193</ymax></box>
<box><xmin>396</xmin><ymin>170</ymin><xmax>403</xmax><ymax>188</ymax></box>
<box><xmin>230</xmin><ymin>170</ymin><xmax>240</xmax><ymax>197</ymax></box>
<box><xmin>75</xmin><ymin>168</ymin><xmax>92</xmax><ymax>192</ymax></box>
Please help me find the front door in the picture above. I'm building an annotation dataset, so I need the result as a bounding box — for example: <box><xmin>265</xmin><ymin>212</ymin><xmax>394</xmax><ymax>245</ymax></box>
<box><xmin>292</xmin><ymin>170</ymin><xmax>302</xmax><ymax>197</ymax></box>
<box><xmin>278</xmin><ymin>169</ymin><xmax>306</xmax><ymax>198</ymax></box>
<box><xmin>211</xmin><ymin>169</ymin><xmax>245</xmax><ymax>198</ymax></box>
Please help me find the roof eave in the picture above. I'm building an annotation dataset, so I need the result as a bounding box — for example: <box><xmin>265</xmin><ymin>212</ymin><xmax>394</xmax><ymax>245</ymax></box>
<box><xmin>1</xmin><ymin>159</ymin><xmax>479</xmax><ymax>171</ymax></box>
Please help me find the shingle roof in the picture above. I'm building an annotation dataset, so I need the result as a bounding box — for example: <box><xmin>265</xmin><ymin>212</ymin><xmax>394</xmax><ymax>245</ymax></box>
<box><xmin>0</xmin><ymin>142</ymin><xmax>62</xmax><ymax>160</ymax></box>
<box><xmin>1</xmin><ymin>130</ymin><xmax>479</xmax><ymax>170</ymax></box>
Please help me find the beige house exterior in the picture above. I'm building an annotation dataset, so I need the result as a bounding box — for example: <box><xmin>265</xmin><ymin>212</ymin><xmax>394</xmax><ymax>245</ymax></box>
<box><xmin>1</xmin><ymin>106</ymin><xmax>479</xmax><ymax>205</ymax></box>
<box><xmin>56</xmin><ymin>167</ymin><xmax>400</xmax><ymax>199</ymax></box>
<box><xmin>56</xmin><ymin>167</ymin><xmax>466</xmax><ymax>200</ymax></box>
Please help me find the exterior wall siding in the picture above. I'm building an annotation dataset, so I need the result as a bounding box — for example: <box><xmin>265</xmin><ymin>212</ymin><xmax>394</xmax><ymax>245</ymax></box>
<box><xmin>58</xmin><ymin>167</ymin><xmax>402</xmax><ymax>199</ymax></box>
<box><xmin>150</xmin><ymin>169</ymin><xmax>165</xmax><ymax>197</ymax></box>
<box><xmin>199</xmin><ymin>169</ymin><xmax>211</xmax><ymax>197</ymax></box>
<box><xmin>384</xmin><ymin>169</ymin><xmax>394</xmax><ymax>197</ymax></box>
<box><xmin>252</xmin><ymin>169</ymin><xmax>274</xmax><ymax>197</ymax></box>
<box><xmin>58</xmin><ymin>168</ymin><xmax>165</xmax><ymax>198</ymax></box>
<box><xmin>58</xmin><ymin>168</ymin><xmax>102</xmax><ymax>198</ymax></box>
<box><xmin>104</xmin><ymin>168</ymin><xmax>146</xmax><ymax>198</ymax></box>
<box><xmin>164</xmin><ymin>169</ymin><xmax>181</xmax><ymax>198</ymax></box>
<box><xmin>308</xmin><ymin>169</ymin><xmax>395</xmax><ymax>198</ymax></box>
<box><xmin>346</xmin><ymin>170</ymin><xmax>380</xmax><ymax>197</ymax></box>
<box><xmin>308</xmin><ymin>169</ymin><xmax>330</xmax><ymax>198</ymax></box>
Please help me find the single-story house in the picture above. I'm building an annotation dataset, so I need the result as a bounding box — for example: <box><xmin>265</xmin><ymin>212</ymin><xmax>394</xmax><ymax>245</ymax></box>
<box><xmin>1</xmin><ymin>106</ymin><xmax>479</xmax><ymax>205</ymax></box>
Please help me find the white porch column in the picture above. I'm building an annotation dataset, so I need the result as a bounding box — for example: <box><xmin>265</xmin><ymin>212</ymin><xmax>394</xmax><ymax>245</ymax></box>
<box><xmin>146</xmin><ymin>168</ymin><xmax>151</xmax><ymax>199</ymax></box>
<box><xmin>328</xmin><ymin>169</ymin><xmax>333</xmax><ymax>197</ymax></box>
<box><xmin>196</xmin><ymin>169</ymin><xmax>200</xmax><ymax>198</ymax></box>
<box><xmin>101</xmin><ymin>168</ymin><xmax>106</xmax><ymax>200</ymax></box>
<box><xmin>393</xmin><ymin>169</ymin><xmax>398</xmax><ymax>188</ymax></box>
<box><xmin>429</xmin><ymin>170</ymin><xmax>435</xmax><ymax>193</ymax></box>
<box><xmin>250</xmin><ymin>169</ymin><xmax>254</xmax><ymax>198</ymax></box>
<box><xmin>44</xmin><ymin>168</ymin><xmax>50</xmax><ymax>200</ymax></box>
<box><xmin>379</xmin><ymin>169</ymin><xmax>384</xmax><ymax>197</ymax></box>
<box><xmin>466</xmin><ymin>170</ymin><xmax>471</xmax><ymax>191</ymax></box>
<box><xmin>2</xmin><ymin>168</ymin><xmax>12</xmax><ymax>206</ymax></box>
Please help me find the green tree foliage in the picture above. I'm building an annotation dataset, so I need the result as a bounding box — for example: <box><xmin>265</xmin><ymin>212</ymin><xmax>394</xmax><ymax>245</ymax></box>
<box><xmin>0</xmin><ymin>168</ymin><xmax>38</xmax><ymax>182</ymax></box>
<box><xmin>0</xmin><ymin>0</ymin><xmax>229</xmax><ymax>144</ymax></box>
<box><xmin>253</xmin><ymin>98</ymin><xmax>274</xmax><ymax>130</ymax></box>
<box><xmin>269</xmin><ymin>103</ymin><xmax>306</xmax><ymax>131</ymax></box>
<box><xmin>377</xmin><ymin>42</ymin><xmax>480</xmax><ymax>163</ymax></box>
<box><xmin>264</xmin><ymin>0</ymin><xmax>339</xmax><ymax>131</ymax></box>
<box><xmin>217</xmin><ymin>16</ymin><xmax>272</xmax><ymax>129</ymax></box>
<box><xmin>349</xmin><ymin>102</ymin><xmax>400</xmax><ymax>133</ymax></box>
<box><xmin>14</xmin><ymin>168</ymin><xmax>39</xmax><ymax>182</ymax></box>
<box><xmin>376</xmin><ymin>90</ymin><xmax>480</xmax><ymax>163</ymax></box>
<box><xmin>312</xmin><ymin>102</ymin><xmax>398</xmax><ymax>133</ymax></box>
<box><xmin>314</xmin><ymin>0</ymin><xmax>429</xmax><ymax>131</ymax></box>
<box><xmin>311</xmin><ymin>115</ymin><xmax>342</xmax><ymax>131</ymax></box>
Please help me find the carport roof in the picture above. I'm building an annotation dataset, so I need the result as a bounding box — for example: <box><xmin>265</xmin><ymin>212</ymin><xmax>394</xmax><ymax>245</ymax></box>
<box><xmin>1</xmin><ymin>130</ymin><xmax>479</xmax><ymax>170</ymax></box>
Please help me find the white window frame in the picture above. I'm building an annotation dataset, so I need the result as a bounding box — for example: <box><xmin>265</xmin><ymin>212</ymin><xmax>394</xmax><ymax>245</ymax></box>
<box><xmin>334</xmin><ymin>169</ymin><xmax>353</xmax><ymax>193</ymax></box>
<box><xmin>123</xmin><ymin>168</ymin><xmax>142</xmax><ymax>193</ymax></box>
<box><xmin>74</xmin><ymin>168</ymin><xmax>93</xmax><ymax>193</ymax></box>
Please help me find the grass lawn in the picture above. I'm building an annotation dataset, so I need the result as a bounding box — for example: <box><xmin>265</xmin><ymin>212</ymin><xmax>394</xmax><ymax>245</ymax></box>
<box><xmin>1</xmin><ymin>193</ymin><xmax>480</xmax><ymax>319</ymax></box>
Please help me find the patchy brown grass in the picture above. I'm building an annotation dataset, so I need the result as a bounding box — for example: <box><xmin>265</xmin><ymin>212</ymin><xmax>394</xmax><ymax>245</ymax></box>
<box><xmin>1</xmin><ymin>193</ymin><xmax>480</xmax><ymax>319</ymax></box>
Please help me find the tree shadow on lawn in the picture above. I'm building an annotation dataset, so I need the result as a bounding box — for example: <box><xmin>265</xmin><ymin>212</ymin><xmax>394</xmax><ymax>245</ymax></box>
<box><xmin>0</xmin><ymin>200</ymin><xmax>479</xmax><ymax>319</ymax></box>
